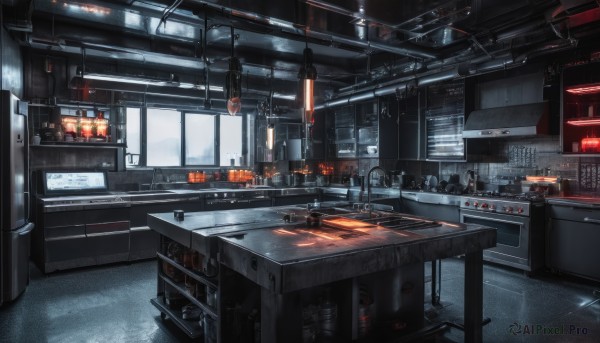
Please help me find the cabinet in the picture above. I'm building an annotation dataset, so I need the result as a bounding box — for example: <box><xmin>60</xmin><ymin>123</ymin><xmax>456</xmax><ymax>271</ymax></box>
<box><xmin>152</xmin><ymin>236</ymin><xmax>219</xmax><ymax>341</ymax></box>
<box><xmin>309</xmin><ymin>109</ymin><xmax>326</xmax><ymax>159</ymax></box>
<box><xmin>30</xmin><ymin>143</ymin><xmax>126</xmax><ymax>171</ymax></box>
<box><xmin>546</xmin><ymin>203</ymin><xmax>600</xmax><ymax>282</ymax></box>
<box><xmin>356</xmin><ymin>101</ymin><xmax>379</xmax><ymax>158</ymax></box>
<box><xmin>32</xmin><ymin>205</ymin><xmax>130</xmax><ymax>273</ymax></box>
<box><xmin>326</xmin><ymin>100</ymin><xmax>385</xmax><ymax>159</ymax></box>
<box><xmin>392</xmin><ymin>92</ymin><xmax>422</xmax><ymax>160</ymax></box>
<box><xmin>255</xmin><ymin>119</ymin><xmax>304</xmax><ymax>162</ymax></box>
<box><xmin>425</xmin><ymin>81</ymin><xmax>465</xmax><ymax>161</ymax></box>
<box><xmin>329</xmin><ymin>105</ymin><xmax>356</xmax><ymax>158</ymax></box>
<box><xmin>561</xmin><ymin>62</ymin><xmax>600</xmax><ymax>154</ymax></box>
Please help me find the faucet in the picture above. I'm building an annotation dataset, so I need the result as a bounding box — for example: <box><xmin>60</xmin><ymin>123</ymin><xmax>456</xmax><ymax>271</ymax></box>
<box><xmin>150</xmin><ymin>168</ymin><xmax>161</xmax><ymax>190</ymax></box>
<box><xmin>367</xmin><ymin>166</ymin><xmax>388</xmax><ymax>213</ymax></box>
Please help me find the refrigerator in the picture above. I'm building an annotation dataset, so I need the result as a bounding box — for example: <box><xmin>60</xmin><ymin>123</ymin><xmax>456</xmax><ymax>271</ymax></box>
<box><xmin>1</xmin><ymin>90</ymin><xmax>34</xmax><ymax>305</ymax></box>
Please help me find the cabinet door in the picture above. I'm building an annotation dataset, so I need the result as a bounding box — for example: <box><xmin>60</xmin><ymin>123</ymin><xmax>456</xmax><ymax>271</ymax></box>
<box><xmin>310</xmin><ymin>109</ymin><xmax>326</xmax><ymax>159</ymax></box>
<box><xmin>331</xmin><ymin>105</ymin><xmax>356</xmax><ymax>158</ymax></box>
<box><xmin>356</xmin><ymin>101</ymin><xmax>378</xmax><ymax>158</ymax></box>
<box><xmin>548</xmin><ymin>218</ymin><xmax>600</xmax><ymax>282</ymax></box>
<box><xmin>378</xmin><ymin>96</ymin><xmax>399</xmax><ymax>159</ymax></box>
<box><xmin>425</xmin><ymin>81</ymin><xmax>465</xmax><ymax>161</ymax></box>
<box><xmin>394</xmin><ymin>93</ymin><xmax>422</xmax><ymax>160</ymax></box>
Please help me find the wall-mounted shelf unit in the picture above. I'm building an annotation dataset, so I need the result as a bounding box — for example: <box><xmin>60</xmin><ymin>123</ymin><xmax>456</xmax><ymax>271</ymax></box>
<box><xmin>561</xmin><ymin>62</ymin><xmax>600</xmax><ymax>155</ymax></box>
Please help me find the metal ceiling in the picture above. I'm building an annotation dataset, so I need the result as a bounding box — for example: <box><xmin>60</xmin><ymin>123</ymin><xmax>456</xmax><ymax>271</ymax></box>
<box><xmin>2</xmin><ymin>0</ymin><xmax>600</xmax><ymax>115</ymax></box>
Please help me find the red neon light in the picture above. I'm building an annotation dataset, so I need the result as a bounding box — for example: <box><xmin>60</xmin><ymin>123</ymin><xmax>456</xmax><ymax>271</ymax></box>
<box><xmin>581</xmin><ymin>137</ymin><xmax>600</xmax><ymax>153</ymax></box>
<box><xmin>566</xmin><ymin>83</ymin><xmax>600</xmax><ymax>95</ymax></box>
<box><xmin>566</xmin><ymin>119</ymin><xmax>600</xmax><ymax>126</ymax></box>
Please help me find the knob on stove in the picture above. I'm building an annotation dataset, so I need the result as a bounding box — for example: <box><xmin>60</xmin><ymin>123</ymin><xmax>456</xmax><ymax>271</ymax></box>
<box><xmin>481</xmin><ymin>203</ymin><xmax>488</xmax><ymax>209</ymax></box>
<box><xmin>473</xmin><ymin>201</ymin><xmax>479</xmax><ymax>208</ymax></box>
<box><xmin>517</xmin><ymin>207</ymin><xmax>524</xmax><ymax>214</ymax></box>
<box><xmin>506</xmin><ymin>207</ymin><xmax>513</xmax><ymax>213</ymax></box>
<box><xmin>464</xmin><ymin>201</ymin><xmax>470</xmax><ymax>207</ymax></box>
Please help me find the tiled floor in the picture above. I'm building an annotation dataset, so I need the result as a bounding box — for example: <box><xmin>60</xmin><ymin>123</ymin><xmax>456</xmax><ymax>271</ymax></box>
<box><xmin>423</xmin><ymin>259</ymin><xmax>600</xmax><ymax>343</ymax></box>
<box><xmin>0</xmin><ymin>258</ymin><xmax>598</xmax><ymax>342</ymax></box>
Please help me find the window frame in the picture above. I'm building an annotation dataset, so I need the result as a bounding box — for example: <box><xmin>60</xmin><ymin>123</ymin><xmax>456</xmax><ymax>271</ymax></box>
<box><xmin>183</xmin><ymin>111</ymin><xmax>219</xmax><ymax>167</ymax></box>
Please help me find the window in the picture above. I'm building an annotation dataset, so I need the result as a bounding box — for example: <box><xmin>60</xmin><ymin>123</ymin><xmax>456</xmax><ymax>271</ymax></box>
<box><xmin>124</xmin><ymin>107</ymin><xmax>244</xmax><ymax>168</ymax></box>
<box><xmin>125</xmin><ymin>108</ymin><xmax>141</xmax><ymax>166</ymax></box>
<box><xmin>220</xmin><ymin>115</ymin><xmax>243</xmax><ymax>166</ymax></box>
<box><xmin>185</xmin><ymin>113</ymin><xmax>215</xmax><ymax>165</ymax></box>
<box><xmin>147</xmin><ymin>108</ymin><xmax>181</xmax><ymax>166</ymax></box>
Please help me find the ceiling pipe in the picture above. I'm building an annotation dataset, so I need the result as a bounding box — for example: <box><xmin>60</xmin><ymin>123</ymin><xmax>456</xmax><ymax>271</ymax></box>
<box><xmin>317</xmin><ymin>35</ymin><xmax>578</xmax><ymax>110</ymax></box>
<box><xmin>317</xmin><ymin>65</ymin><xmax>470</xmax><ymax>109</ymax></box>
<box><xmin>188</xmin><ymin>0</ymin><xmax>438</xmax><ymax>60</ymax></box>
<box><xmin>69</xmin><ymin>77</ymin><xmax>296</xmax><ymax>101</ymax></box>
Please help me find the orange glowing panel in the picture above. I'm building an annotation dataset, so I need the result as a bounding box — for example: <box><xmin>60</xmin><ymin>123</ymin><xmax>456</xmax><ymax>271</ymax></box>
<box><xmin>274</xmin><ymin>229</ymin><xmax>298</xmax><ymax>235</ymax></box>
<box><xmin>61</xmin><ymin>117</ymin><xmax>78</xmax><ymax>134</ymax></box>
<box><xmin>566</xmin><ymin>119</ymin><xmax>600</xmax><ymax>126</ymax></box>
<box><xmin>565</xmin><ymin>83</ymin><xmax>600</xmax><ymax>95</ymax></box>
<box><xmin>581</xmin><ymin>137</ymin><xmax>600</xmax><ymax>153</ymax></box>
<box><xmin>321</xmin><ymin>217</ymin><xmax>375</xmax><ymax>230</ymax></box>
<box><xmin>438</xmin><ymin>221</ymin><xmax>461</xmax><ymax>228</ymax></box>
<box><xmin>296</xmin><ymin>242</ymin><xmax>316</xmax><ymax>247</ymax></box>
<box><xmin>299</xmin><ymin>230</ymin><xmax>340</xmax><ymax>241</ymax></box>
<box><xmin>95</xmin><ymin>118</ymin><xmax>108</xmax><ymax>137</ymax></box>
<box><xmin>352</xmin><ymin>228</ymin><xmax>372</xmax><ymax>233</ymax></box>
<box><xmin>525</xmin><ymin>176</ymin><xmax>559</xmax><ymax>183</ymax></box>
<box><xmin>304</xmin><ymin>79</ymin><xmax>315</xmax><ymax>123</ymax></box>
<box><xmin>81</xmin><ymin>122</ymin><xmax>92</xmax><ymax>138</ymax></box>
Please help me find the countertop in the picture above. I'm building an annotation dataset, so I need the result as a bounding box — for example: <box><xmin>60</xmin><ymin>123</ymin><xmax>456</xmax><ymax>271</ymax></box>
<box><xmin>546</xmin><ymin>195</ymin><xmax>600</xmax><ymax>208</ymax></box>
<box><xmin>148</xmin><ymin>203</ymin><xmax>496</xmax><ymax>293</ymax></box>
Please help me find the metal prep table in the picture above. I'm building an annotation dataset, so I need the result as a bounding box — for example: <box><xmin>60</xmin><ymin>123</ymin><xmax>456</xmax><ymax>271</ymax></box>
<box><xmin>148</xmin><ymin>204</ymin><xmax>496</xmax><ymax>343</ymax></box>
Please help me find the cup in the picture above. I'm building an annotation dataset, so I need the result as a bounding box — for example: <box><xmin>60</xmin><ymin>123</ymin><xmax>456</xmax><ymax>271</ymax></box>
<box><xmin>32</xmin><ymin>134</ymin><xmax>41</xmax><ymax>145</ymax></box>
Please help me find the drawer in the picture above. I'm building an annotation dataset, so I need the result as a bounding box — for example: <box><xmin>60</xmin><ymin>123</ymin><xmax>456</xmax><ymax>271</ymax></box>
<box><xmin>45</xmin><ymin>224</ymin><xmax>86</xmax><ymax>240</ymax></box>
<box><xmin>86</xmin><ymin>221</ymin><xmax>130</xmax><ymax>235</ymax></box>
<box><xmin>548</xmin><ymin>205</ymin><xmax>600</xmax><ymax>222</ymax></box>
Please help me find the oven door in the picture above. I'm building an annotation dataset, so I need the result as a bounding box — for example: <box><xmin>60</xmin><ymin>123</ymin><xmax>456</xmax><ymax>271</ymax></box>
<box><xmin>460</xmin><ymin>209</ymin><xmax>531</xmax><ymax>270</ymax></box>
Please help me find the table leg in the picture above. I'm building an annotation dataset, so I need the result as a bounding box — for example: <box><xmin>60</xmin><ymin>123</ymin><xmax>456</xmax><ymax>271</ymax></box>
<box><xmin>464</xmin><ymin>250</ymin><xmax>483</xmax><ymax>343</ymax></box>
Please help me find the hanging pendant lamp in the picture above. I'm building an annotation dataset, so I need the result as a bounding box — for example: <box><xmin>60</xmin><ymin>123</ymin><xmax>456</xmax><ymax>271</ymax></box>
<box><xmin>225</xmin><ymin>27</ymin><xmax>242</xmax><ymax>116</ymax></box>
<box><xmin>297</xmin><ymin>44</ymin><xmax>317</xmax><ymax>124</ymax></box>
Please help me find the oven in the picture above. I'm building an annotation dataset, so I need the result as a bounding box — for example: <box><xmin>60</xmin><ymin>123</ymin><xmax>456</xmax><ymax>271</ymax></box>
<box><xmin>460</xmin><ymin>196</ymin><xmax>545</xmax><ymax>273</ymax></box>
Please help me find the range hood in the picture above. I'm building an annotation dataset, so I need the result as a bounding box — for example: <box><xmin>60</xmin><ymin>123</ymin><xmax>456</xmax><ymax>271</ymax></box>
<box><xmin>463</xmin><ymin>102</ymin><xmax>549</xmax><ymax>138</ymax></box>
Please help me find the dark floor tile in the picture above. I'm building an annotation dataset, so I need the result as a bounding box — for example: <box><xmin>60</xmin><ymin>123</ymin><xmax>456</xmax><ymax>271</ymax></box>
<box><xmin>1</xmin><ymin>257</ymin><xmax>599</xmax><ymax>342</ymax></box>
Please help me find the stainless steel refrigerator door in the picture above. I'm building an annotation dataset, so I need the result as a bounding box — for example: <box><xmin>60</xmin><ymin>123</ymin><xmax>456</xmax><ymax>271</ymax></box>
<box><xmin>1</xmin><ymin>223</ymin><xmax>34</xmax><ymax>302</ymax></box>
<box><xmin>2</xmin><ymin>91</ymin><xmax>28</xmax><ymax>231</ymax></box>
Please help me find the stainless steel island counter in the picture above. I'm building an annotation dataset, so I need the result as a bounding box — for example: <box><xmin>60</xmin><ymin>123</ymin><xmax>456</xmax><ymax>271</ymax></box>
<box><xmin>148</xmin><ymin>204</ymin><xmax>496</xmax><ymax>343</ymax></box>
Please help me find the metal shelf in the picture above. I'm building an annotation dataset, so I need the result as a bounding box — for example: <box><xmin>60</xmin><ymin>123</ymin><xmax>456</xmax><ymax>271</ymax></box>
<box><xmin>150</xmin><ymin>296</ymin><xmax>204</xmax><ymax>339</ymax></box>
<box><xmin>158</xmin><ymin>273</ymin><xmax>218</xmax><ymax>318</ymax></box>
<box><xmin>31</xmin><ymin>142</ymin><xmax>126</xmax><ymax>148</ymax></box>
<box><xmin>157</xmin><ymin>252</ymin><xmax>218</xmax><ymax>289</ymax></box>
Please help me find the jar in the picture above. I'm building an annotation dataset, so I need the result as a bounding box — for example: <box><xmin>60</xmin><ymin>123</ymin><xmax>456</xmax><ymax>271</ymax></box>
<box><xmin>32</xmin><ymin>134</ymin><xmax>41</xmax><ymax>145</ymax></box>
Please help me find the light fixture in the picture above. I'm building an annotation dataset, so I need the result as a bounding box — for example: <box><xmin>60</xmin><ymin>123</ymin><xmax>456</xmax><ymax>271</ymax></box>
<box><xmin>567</xmin><ymin>118</ymin><xmax>600</xmax><ymax>126</ymax></box>
<box><xmin>581</xmin><ymin>137</ymin><xmax>600</xmax><ymax>152</ymax></box>
<box><xmin>266</xmin><ymin>68</ymin><xmax>275</xmax><ymax>150</ymax></box>
<box><xmin>77</xmin><ymin>66</ymin><xmax>183</xmax><ymax>87</ymax></box>
<box><xmin>266</xmin><ymin>123</ymin><xmax>275</xmax><ymax>150</ymax></box>
<box><xmin>566</xmin><ymin>83</ymin><xmax>600</xmax><ymax>95</ymax></box>
<box><xmin>297</xmin><ymin>44</ymin><xmax>317</xmax><ymax>124</ymax></box>
<box><xmin>225</xmin><ymin>27</ymin><xmax>242</xmax><ymax>116</ymax></box>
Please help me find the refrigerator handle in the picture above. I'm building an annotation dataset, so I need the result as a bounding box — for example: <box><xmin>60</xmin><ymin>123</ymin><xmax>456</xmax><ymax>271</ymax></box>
<box><xmin>24</xmin><ymin>191</ymin><xmax>30</xmax><ymax>221</ymax></box>
<box><xmin>17</xmin><ymin>222</ymin><xmax>35</xmax><ymax>236</ymax></box>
